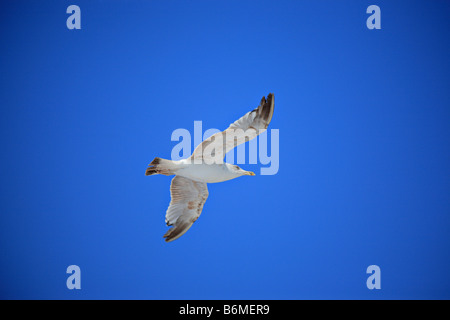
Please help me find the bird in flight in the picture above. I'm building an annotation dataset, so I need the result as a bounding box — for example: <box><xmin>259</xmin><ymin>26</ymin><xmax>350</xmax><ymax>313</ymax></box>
<box><xmin>146</xmin><ymin>93</ymin><xmax>275</xmax><ymax>242</ymax></box>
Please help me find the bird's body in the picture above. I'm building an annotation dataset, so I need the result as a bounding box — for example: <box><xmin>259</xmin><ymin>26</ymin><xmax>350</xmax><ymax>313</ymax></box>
<box><xmin>146</xmin><ymin>93</ymin><xmax>274</xmax><ymax>242</ymax></box>
<box><xmin>168</xmin><ymin>160</ymin><xmax>254</xmax><ymax>183</ymax></box>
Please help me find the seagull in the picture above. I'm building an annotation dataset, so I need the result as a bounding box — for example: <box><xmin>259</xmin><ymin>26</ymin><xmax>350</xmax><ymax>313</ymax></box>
<box><xmin>146</xmin><ymin>93</ymin><xmax>275</xmax><ymax>242</ymax></box>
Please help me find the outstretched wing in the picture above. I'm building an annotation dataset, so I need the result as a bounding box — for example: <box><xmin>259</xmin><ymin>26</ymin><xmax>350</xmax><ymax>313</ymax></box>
<box><xmin>190</xmin><ymin>93</ymin><xmax>274</xmax><ymax>162</ymax></box>
<box><xmin>164</xmin><ymin>176</ymin><xmax>209</xmax><ymax>242</ymax></box>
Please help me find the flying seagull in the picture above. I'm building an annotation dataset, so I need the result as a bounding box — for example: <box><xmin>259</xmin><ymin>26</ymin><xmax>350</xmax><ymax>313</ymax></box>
<box><xmin>146</xmin><ymin>93</ymin><xmax>275</xmax><ymax>242</ymax></box>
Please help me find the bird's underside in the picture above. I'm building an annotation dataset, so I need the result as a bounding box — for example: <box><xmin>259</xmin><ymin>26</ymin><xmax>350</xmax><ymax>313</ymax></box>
<box><xmin>146</xmin><ymin>93</ymin><xmax>274</xmax><ymax>242</ymax></box>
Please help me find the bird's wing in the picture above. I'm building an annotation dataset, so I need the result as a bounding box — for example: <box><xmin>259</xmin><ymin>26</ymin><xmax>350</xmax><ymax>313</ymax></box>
<box><xmin>163</xmin><ymin>176</ymin><xmax>209</xmax><ymax>242</ymax></box>
<box><xmin>190</xmin><ymin>93</ymin><xmax>274</xmax><ymax>162</ymax></box>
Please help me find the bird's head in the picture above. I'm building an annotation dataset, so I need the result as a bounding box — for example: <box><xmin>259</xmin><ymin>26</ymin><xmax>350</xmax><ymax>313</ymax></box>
<box><xmin>227</xmin><ymin>163</ymin><xmax>255</xmax><ymax>176</ymax></box>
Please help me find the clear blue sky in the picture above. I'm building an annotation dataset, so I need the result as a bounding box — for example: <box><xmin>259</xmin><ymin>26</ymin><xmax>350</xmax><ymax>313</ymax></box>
<box><xmin>1</xmin><ymin>0</ymin><xmax>449</xmax><ymax>299</ymax></box>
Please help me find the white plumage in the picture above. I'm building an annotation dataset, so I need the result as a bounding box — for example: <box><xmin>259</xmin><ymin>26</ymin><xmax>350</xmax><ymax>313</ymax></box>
<box><xmin>146</xmin><ymin>93</ymin><xmax>275</xmax><ymax>242</ymax></box>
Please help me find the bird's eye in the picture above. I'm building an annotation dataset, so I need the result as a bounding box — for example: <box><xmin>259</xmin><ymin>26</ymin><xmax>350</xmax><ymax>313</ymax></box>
<box><xmin>234</xmin><ymin>165</ymin><xmax>239</xmax><ymax>169</ymax></box>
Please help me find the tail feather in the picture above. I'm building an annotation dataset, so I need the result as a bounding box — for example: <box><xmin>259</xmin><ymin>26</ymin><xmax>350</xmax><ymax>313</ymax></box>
<box><xmin>145</xmin><ymin>157</ymin><xmax>177</xmax><ymax>176</ymax></box>
<box><xmin>145</xmin><ymin>166</ymin><xmax>158</xmax><ymax>176</ymax></box>
<box><xmin>150</xmin><ymin>157</ymin><xmax>161</xmax><ymax>166</ymax></box>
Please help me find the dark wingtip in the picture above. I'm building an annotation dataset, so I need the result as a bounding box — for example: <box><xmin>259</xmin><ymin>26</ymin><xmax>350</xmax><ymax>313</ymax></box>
<box><xmin>261</xmin><ymin>93</ymin><xmax>274</xmax><ymax>123</ymax></box>
<box><xmin>260</xmin><ymin>96</ymin><xmax>266</xmax><ymax>105</ymax></box>
<box><xmin>163</xmin><ymin>225</ymin><xmax>184</xmax><ymax>242</ymax></box>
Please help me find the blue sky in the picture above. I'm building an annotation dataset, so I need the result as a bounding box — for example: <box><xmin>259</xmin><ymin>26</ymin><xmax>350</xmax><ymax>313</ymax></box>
<box><xmin>1</xmin><ymin>0</ymin><xmax>449</xmax><ymax>299</ymax></box>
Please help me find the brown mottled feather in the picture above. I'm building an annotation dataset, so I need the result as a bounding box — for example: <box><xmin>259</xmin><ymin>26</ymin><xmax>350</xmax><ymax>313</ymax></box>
<box><xmin>163</xmin><ymin>176</ymin><xmax>208</xmax><ymax>242</ymax></box>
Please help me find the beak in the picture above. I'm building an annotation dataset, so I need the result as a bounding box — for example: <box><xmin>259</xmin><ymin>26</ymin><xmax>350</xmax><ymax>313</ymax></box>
<box><xmin>245</xmin><ymin>171</ymin><xmax>256</xmax><ymax>176</ymax></box>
